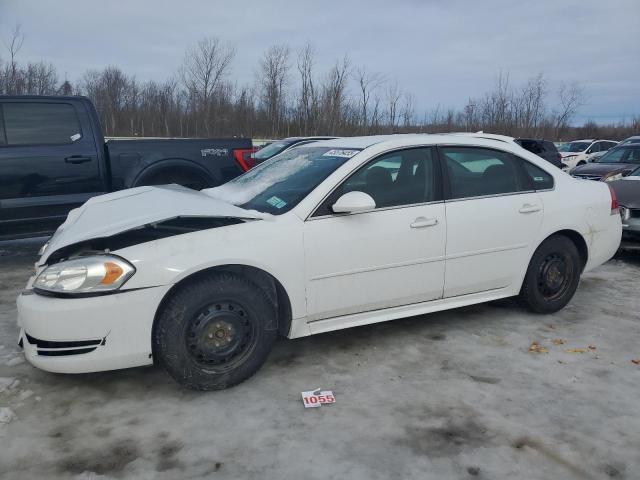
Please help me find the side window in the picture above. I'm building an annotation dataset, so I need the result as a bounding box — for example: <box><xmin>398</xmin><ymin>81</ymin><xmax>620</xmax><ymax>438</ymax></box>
<box><xmin>313</xmin><ymin>147</ymin><xmax>438</xmax><ymax>216</ymax></box>
<box><xmin>2</xmin><ymin>103</ymin><xmax>82</xmax><ymax>146</ymax></box>
<box><xmin>442</xmin><ymin>147</ymin><xmax>526</xmax><ymax>199</ymax></box>
<box><xmin>589</xmin><ymin>142</ymin><xmax>601</xmax><ymax>153</ymax></box>
<box><xmin>523</xmin><ymin>162</ymin><xmax>554</xmax><ymax>190</ymax></box>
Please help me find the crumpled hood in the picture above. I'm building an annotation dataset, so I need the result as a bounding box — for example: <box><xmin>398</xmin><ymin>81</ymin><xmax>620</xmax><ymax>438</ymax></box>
<box><xmin>571</xmin><ymin>162</ymin><xmax>635</xmax><ymax>177</ymax></box>
<box><xmin>609</xmin><ymin>177</ymin><xmax>640</xmax><ymax>209</ymax></box>
<box><xmin>42</xmin><ymin>185</ymin><xmax>265</xmax><ymax>262</ymax></box>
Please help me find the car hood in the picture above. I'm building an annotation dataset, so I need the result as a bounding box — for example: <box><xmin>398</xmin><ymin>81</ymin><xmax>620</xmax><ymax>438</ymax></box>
<box><xmin>571</xmin><ymin>162</ymin><xmax>635</xmax><ymax>177</ymax></box>
<box><xmin>610</xmin><ymin>177</ymin><xmax>640</xmax><ymax>209</ymax></box>
<box><xmin>560</xmin><ymin>151</ymin><xmax>584</xmax><ymax>158</ymax></box>
<box><xmin>42</xmin><ymin>185</ymin><xmax>265</xmax><ymax>262</ymax></box>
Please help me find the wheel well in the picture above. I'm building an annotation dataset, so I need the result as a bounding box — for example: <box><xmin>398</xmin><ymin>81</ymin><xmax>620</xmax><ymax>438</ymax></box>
<box><xmin>549</xmin><ymin>229</ymin><xmax>589</xmax><ymax>271</ymax></box>
<box><xmin>133</xmin><ymin>164</ymin><xmax>213</xmax><ymax>188</ymax></box>
<box><xmin>154</xmin><ymin>265</ymin><xmax>293</xmax><ymax>337</ymax></box>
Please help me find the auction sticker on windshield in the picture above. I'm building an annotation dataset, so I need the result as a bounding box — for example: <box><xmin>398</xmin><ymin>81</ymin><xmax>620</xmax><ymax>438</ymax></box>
<box><xmin>301</xmin><ymin>389</ymin><xmax>336</xmax><ymax>408</ymax></box>
<box><xmin>323</xmin><ymin>149</ymin><xmax>360</xmax><ymax>158</ymax></box>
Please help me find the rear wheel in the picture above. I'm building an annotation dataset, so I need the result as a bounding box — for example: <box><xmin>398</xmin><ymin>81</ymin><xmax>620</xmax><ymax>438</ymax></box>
<box><xmin>153</xmin><ymin>273</ymin><xmax>278</xmax><ymax>390</ymax></box>
<box><xmin>519</xmin><ymin>235</ymin><xmax>582</xmax><ymax>314</ymax></box>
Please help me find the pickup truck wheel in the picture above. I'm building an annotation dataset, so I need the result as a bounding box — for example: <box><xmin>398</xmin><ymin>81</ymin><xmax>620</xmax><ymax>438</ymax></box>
<box><xmin>519</xmin><ymin>235</ymin><xmax>581</xmax><ymax>314</ymax></box>
<box><xmin>153</xmin><ymin>272</ymin><xmax>277</xmax><ymax>390</ymax></box>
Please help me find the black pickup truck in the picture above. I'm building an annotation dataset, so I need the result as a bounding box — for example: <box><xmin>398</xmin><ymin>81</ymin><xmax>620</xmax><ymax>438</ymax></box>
<box><xmin>0</xmin><ymin>95</ymin><xmax>254</xmax><ymax>239</ymax></box>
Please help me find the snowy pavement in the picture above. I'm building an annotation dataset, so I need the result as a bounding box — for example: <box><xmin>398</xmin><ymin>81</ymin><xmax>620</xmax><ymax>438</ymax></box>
<box><xmin>1</xmin><ymin>238</ymin><xmax>639</xmax><ymax>479</ymax></box>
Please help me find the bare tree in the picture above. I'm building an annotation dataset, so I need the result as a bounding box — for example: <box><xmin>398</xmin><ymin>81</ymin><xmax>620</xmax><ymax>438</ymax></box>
<box><xmin>296</xmin><ymin>44</ymin><xmax>317</xmax><ymax>135</ymax></box>
<box><xmin>386</xmin><ymin>80</ymin><xmax>402</xmax><ymax>130</ymax></box>
<box><xmin>320</xmin><ymin>55</ymin><xmax>350</xmax><ymax>133</ymax></box>
<box><xmin>181</xmin><ymin>37</ymin><xmax>235</xmax><ymax>135</ymax></box>
<box><xmin>3</xmin><ymin>24</ymin><xmax>24</xmax><ymax>93</ymax></box>
<box><xmin>258</xmin><ymin>44</ymin><xmax>290</xmax><ymax>137</ymax></box>
<box><xmin>354</xmin><ymin>67</ymin><xmax>384</xmax><ymax>133</ymax></box>
<box><xmin>555</xmin><ymin>82</ymin><xmax>585</xmax><ymax>139</ymax></box>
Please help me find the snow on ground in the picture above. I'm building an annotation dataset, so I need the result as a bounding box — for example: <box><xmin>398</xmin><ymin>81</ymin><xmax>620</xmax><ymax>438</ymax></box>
<box><xmin>0</xmin><ymin>238</ymin><xmax>639</xmax><ymax>479</ymax></box>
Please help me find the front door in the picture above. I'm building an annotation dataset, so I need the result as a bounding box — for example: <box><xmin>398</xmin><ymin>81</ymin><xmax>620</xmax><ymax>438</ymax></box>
<box><xmin>0</xmin><ymin>101</ymin><xmax>104</xmax><ymax>237</ymax></box>
<box><xmin>303</xmin><ymin>147</ymin><xmax>446</xmax><ymax>321</ymax></box>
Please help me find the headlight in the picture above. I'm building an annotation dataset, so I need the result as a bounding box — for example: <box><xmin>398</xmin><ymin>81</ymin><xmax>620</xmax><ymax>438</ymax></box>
<box><xmin>33</xmin><ymin>255</ymin><xmax>135</xmax><ymax>294</ymax></box>
<box><xmin>605</xmin><ymin>173</ymin><xmax>623</xmax><ymax>182</ymax></box>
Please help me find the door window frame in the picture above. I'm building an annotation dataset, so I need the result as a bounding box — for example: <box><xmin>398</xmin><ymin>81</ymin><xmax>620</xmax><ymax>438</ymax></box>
<box><xmin>308</xmin><ymin>146</ymin><xmax>444</xmax><ymax>220</ymax></box>
<box><xmin>0</xmin><ymin>101</ymin><xmax>84</xmax><ymax>148</ymax></box>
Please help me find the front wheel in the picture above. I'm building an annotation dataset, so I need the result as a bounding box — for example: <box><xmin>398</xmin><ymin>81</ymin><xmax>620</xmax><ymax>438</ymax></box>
<box><xmin>519</xmin><ymin>235</ymin><xmax>582</xmax><ymax>314</ymax></box>
<box><xmin>153</xmin><ymin>273</ymin><xmax>278</xmax><ymax>390</ymax></box>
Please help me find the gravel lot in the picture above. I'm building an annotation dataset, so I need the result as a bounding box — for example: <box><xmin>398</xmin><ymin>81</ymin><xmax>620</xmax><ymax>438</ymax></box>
<box><xmin>1</xmin><ymin>238</ymin><xmax>639</xmax><ymax>480</ymax></box>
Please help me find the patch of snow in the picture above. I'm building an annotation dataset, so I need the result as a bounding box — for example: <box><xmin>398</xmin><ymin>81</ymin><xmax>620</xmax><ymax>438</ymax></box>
<box><xmin>5</xmin><ymin>357</ymin><xmax>24</xmax><ymax>367</ymax></box>
<box><xmin>17</xmin><ymin>390</ymin><xmax>33</xmax><ymax>402</ymax></box>
<box><xmin>204</xmin><ymin>152</ymin><xmax>313</xmax><ymax>206</ymax></box>
<box><xmin>0</xmin><ymin>407</ymin><xmax>15</xmax><ymax>424</ymax></box>
<box><xmin>0</xmin><ymin>377</ymin><xmax>16</xmax><ymax>394</ymax></box>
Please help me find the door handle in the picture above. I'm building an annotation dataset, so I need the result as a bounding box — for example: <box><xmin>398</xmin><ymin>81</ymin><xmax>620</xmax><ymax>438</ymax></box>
<box><xmin>519</xmin><ymin>204</ymin><xmax>542</xmax><ymax>214</ymax></box>
<box><xmin>65</xmin><ymin>156</ymin><xmax>92</xmax><ymax>164</ymax></box>
<box><xmin>410</xmin><ymin>217</ymin><xmax>439</xmax><ymax>228</ymax></box>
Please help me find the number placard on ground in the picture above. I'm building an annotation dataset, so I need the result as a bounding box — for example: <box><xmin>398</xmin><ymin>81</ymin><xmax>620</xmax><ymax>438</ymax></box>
<box><xmin>301</xmin><ymin>390</ymin><xmax>336</xmax><ymax>408</ymax></box>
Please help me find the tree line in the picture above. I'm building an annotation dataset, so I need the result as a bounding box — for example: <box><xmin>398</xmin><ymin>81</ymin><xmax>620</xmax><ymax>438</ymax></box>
<box><xmin>1</xmin><ymin>26</ymin><xmax>638</xmax><ymax>141</ymax></box>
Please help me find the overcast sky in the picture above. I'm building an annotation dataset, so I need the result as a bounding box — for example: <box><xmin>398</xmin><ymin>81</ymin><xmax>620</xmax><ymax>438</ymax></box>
<box><xmin>1</xmin><ymin>0</ymin><xmax>639</xmax><ymax>124</ymax></box>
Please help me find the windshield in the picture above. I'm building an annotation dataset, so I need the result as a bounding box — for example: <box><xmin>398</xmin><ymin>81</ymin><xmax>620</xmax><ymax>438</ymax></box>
<box><xmin>558</xmin><ymin>141</ymin><xmax>591</xmax><ymax>153</ymax></box>
<box><xmin>595</xmin><ymin>145</ymin><xmax>640</xmax><ymax>164</ymax></box>
<box><xmin>206</xmin><ymin>147</ymin><xmax>361</xmax><ymax>214</ymax></box>
<box><xmin>253</xmin><ymin>141</ymin><xmax>292</xmax><ymax>160</ymax></box>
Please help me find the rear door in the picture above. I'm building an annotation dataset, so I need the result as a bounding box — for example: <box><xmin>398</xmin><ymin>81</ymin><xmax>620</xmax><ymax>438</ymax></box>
<box><xmin>0</xmin><ymin>100</ymin><xmax>104</xmax><ymax>237</ymax></box>
<box><xmin>441</xmin><ymin>146</ymin><xmax>543</xmax><ymax>297</ymax></box>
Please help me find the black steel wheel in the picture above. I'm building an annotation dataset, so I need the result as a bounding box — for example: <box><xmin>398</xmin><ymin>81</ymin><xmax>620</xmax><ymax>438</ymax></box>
<box><xmin>153</xmin><ymin>272</ymin><xmax>278</xmax><ymax>390</ymax></box>
<box><xmin>520</xmin><ymin>235</ymin><xmax>582</xmax><ymax>314</ymax></box>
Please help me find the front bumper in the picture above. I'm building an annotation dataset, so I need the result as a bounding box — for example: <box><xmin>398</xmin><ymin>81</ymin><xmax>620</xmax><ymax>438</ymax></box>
<box><xmin>17</xmin><ymin>285</ymin><xmax>171</xmax><ymax>373</ymax></box>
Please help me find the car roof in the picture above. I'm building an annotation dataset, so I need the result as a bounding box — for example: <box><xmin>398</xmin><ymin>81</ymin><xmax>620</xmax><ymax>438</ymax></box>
<box><xmin>282</xmin><ymin>136</ymin><xmax>340</xmax><ymax>142</ymax></box>
<box><xmin>303</xmin><ymin>133</ymin><xmax>521</xmax><ymax>150</ymax></box>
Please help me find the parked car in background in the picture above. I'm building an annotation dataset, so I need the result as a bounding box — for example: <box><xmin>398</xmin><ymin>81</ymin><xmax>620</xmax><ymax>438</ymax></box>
<box><xmin>558</xmin><ymin>139</ymin><xmax>618</xmax><ymax>170</ymax></box>
<box><xmin>17</xmin><ymin>134</ymin><xmax>621</xmax><ymax>390</ymax></box>
<box><xmin>252</xmin><ymin>136</ymin><xmax>338</xmax><ymax>164</ymax></box>
<box><xmin>514</xmin><ymin>138</ymin><xmax>562</xmax><ymax>167</ymax></box>
<box><xmin>619</xmin><ymin>136</ymin><xmax>640</xmax><ymax>146</ymax></box>
<box><xmin>609</xmin><ymin>166</ymin><xmax>640</xmax><ymax>249</ymax></box>
<box><xmin>571</xmin><ymin>143</ymin><xmax>640</xmax><ymax>181</ymax></box>
<box><xmin>0</xmin><ymin>96</ymin><xmax>255</xmax><ymax>239</ymax></box>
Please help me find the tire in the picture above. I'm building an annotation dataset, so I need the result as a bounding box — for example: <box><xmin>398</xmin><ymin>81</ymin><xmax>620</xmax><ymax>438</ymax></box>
<box><xmin>577</xmin><ymin>161</ymin><xmax>586</xmax><ymax>166</ymax></box>
<box><xmin>153</xmin><ymin>272</ymin><xmax>278</xmax><ymax>390</ymax></box>
<box><xmin>519</xmin><ymin>235</ymin><xmax>582</xmax><ymax>314</ymax></box>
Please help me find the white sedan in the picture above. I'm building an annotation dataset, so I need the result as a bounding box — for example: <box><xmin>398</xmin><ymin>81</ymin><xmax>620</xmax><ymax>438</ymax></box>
<box><xmin>17</xmin><ymin>134</ymin><xmax>622</xmax><ymax>390</ymax></box>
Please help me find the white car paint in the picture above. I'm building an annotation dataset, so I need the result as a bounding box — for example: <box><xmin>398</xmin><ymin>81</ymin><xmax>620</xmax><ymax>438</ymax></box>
<box><xmin>559</xmin><ymin>139</ymin><xmax>618</xmax><ymax>170</ymax></box>
<box><xmin>17</xmin><ymin>134</ymin><xmax>622</xmax><ymax>374</ymax></box>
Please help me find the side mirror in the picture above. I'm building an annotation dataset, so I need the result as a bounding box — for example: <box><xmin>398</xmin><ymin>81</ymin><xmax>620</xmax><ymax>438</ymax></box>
<box><xmin>331</xmin><ymin>191</ymin><xmax>376</xmax><ymax>214</ymax></box>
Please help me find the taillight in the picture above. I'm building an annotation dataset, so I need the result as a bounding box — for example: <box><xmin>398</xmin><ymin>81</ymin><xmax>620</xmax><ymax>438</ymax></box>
<box><xmin>234</xmin><ymin>148</ymin><xmax>258</xmax><ymax>172</ymax></box>
<box><xmin>608</xmin><ymin>184</ymin><xmax>619</xmax><ymax>215</ymax></box>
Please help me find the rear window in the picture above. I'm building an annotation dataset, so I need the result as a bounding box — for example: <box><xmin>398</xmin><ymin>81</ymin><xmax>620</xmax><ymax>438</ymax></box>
<box><xmin>1</xmin><ymin>103</ymin><xmax>82</xmax><ymax>146</ymax></box>
<box><xmin>523</xmin><ymin>162</ymin><xmax>554</xmax><ymax>190</ymax></box>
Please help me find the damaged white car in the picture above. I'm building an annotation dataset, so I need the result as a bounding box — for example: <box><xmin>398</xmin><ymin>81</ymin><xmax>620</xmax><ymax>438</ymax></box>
<box><xmin>17</xmin><ymin>135</ymin><xmax>622</xmax><ymax>390</ymax></box>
